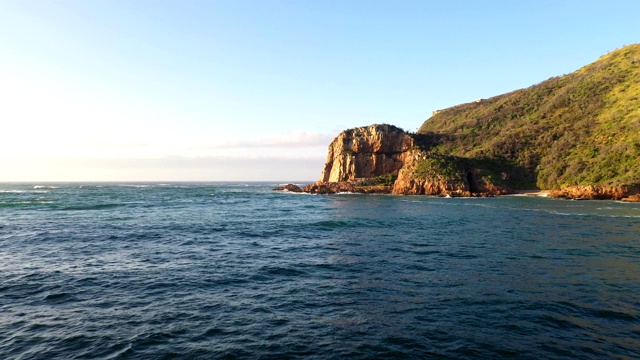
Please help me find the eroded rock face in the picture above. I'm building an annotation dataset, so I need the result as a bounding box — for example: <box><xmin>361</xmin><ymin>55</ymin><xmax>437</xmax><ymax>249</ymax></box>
<box><xmin>319</xmin><ymin>124</ymin><xmax>414</xmax><ymax>182</ymax></box>
<box><xmin>390</xmin><ymin>149</ymin><xmax>510</xmax><ymax>196</ymax></box>
<box><xmin>392</xmin><ymin>151</ymin><xmax>470</xmax><ymax>196</ymax></box>
<box><xmin>547</xmin><ymin>185</ymin><xmax>636</xmax><ymax>200</ymax></box>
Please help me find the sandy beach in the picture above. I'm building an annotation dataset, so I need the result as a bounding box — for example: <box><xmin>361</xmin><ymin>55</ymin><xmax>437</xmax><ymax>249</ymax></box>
<box><xmin>506</xmin><ymin>190</ymin><xmax>550</xmax><ymax>197</ymax></box>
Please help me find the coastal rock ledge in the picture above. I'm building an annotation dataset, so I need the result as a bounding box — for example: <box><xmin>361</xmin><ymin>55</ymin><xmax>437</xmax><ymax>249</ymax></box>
<box><xmin>548</xmin><ymin>185</ymin><xmax>640</xmax><ymax>201</ymax></box>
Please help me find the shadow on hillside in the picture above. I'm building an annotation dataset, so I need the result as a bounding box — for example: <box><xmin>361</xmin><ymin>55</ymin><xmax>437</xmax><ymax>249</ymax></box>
<box><xmin>411</xmin><ymin>132</ymin><xmax>450</xmax><ymax>149</ymax></box>
<box><xmin>464</xmin><ymin>157</ymin><xmax>538</xmax><ymax>190</ymax></box>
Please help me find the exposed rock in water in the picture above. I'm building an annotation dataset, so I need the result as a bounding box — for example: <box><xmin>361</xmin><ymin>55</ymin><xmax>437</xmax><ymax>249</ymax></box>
<box><xmin>621</xmin><ymin>194</ymin><xmax>640</xmax><ymax>202</ymax></box>
<box><xmin>303</xmin><ymin>181</ymin><xmax>356</xmax><ymax>194</ymax></box>
<box><xmin>302</xmin><ymin>179</ymin><xmax>392</xmax><ymax>194</ymax></box>
<box><xmin>273</xmin><ymin>184</ymin><xmax>303</xmax><ymax>192</ymax></box>
<box><xmin>548</xmin><ymin>185</ymin><xmax>639</xmax><ymax>200</ymax></box>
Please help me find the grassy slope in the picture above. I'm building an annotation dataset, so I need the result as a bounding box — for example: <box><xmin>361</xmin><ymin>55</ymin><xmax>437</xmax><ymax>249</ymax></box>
<box><xmin>418</xmin><ymin>44</ymin><xmax>640</xmax><ymax>190</ymax></box>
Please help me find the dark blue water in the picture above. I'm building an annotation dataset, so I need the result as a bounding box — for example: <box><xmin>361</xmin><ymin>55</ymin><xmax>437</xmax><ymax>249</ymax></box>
<box><xmin>1</xmin><ymin>183</ymin><xmax>639</xmax><ymax>359</ymax></box>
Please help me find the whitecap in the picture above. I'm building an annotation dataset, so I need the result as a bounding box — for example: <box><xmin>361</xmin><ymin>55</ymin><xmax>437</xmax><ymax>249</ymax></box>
<box><xmin>0</xmin><ymin>190</ymin><xmax>49</xmax><ymax>194</ymax></box>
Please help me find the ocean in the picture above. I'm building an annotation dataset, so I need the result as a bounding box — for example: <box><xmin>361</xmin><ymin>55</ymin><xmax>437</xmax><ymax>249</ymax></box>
<box><xmin>1</xmin><ymin>182</ymin><xmax>639</xmax><ymax>359</ymax></box>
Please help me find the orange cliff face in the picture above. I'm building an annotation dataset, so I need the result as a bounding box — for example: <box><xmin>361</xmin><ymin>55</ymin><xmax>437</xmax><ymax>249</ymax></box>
<box><xmin>319</xmin><ymin>124</ymin><xmax>414</xmax><ymax>182</ymax></box>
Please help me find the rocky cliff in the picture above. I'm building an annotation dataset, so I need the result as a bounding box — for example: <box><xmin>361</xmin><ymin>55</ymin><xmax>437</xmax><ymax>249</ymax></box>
<box><xmin>303</xmin><ymin>121</ymin><xmax>639</xmax><ymax>199</ymax></box>
<box><xmin>318</xmin><ymin>124</ymin><xmax>414</xmax><ymax>182</ymax></box>
<box><xmin>303</xmin><ymin>124</ymin><xmax>509</xmax><ymax>196</ymax></box>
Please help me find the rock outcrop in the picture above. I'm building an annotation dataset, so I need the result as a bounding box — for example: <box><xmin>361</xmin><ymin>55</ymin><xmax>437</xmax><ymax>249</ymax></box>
<box><xmin>303</xmin><ymin>180</ymin><xmax>391</xmax><ymax>194</ymax></box>
<box><xmin>303</xmin><ymin>124</ymin><xmax>509</xmax><ymax>196</ymax></box>
<box><xmin>273</xmin><ymin>184</ymin><xmax>303</xmax><ymax>192</ymax></box>
<box><xmin>391</xmin><ymin>150</ymin><xmax>470</xmax><ymax>196</ymax></box>
<box><xmin>621</xmin><ymin>194</ymin><xmax>640</xmax><ymax>202</ymax></box>
<box><xmin>319</xmin><ymin>124</ymin><xmax>414</xmax><ymax>182</ymax></box>
<box><xmin>391</xmin><ymin>150</ymin><xmax>510</xmax><ymax>196</ymax></box>
<box><xmin>548</xmin><ymin>185</ymin><xmax>639</xmax><ymax>200</ymax></box>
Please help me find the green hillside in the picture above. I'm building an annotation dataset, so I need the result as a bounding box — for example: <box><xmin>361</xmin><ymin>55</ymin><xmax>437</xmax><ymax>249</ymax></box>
<box><xmin>418</xmin><ymin>44</ymin><xmax>640</xmax><ymax>190</ymax></box>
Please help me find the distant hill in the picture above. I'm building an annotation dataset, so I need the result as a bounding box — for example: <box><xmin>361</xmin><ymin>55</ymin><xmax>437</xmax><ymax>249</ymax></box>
<box><xmin>418</xmin><ymin>44</ymin><xmax>640</xmax><ymax>190</ymax></box>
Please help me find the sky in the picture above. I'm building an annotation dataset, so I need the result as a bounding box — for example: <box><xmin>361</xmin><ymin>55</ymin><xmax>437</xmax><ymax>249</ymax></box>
<box><xmin>1</xmin><ymin>0</ymin><xmax>639</xmax><ymax>182</ymax></box>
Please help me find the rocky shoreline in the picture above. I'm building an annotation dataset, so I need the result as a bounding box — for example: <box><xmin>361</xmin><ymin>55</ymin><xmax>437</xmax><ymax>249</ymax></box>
<box><xmin>274</xmin><ymin>182</ymin><xmax>640</xmax><ymax>202</ymax></box>
<box><xmin>300</xmin><ymin>180</ymin><xmax>503</xmax><ymax>197</ymax></box>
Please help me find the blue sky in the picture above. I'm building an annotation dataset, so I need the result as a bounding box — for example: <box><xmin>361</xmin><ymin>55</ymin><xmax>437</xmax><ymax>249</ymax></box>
<box><xmin>1</xmin><ymin>0</ymin><xmax>639</xmax><ymax>181</ymax></box>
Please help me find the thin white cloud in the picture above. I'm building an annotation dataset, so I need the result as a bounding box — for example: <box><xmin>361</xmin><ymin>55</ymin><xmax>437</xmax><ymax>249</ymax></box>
<box><xmin>204</xmin><ymin>131</ymin><xmax>335</xmax><ymax>149</ymax></box>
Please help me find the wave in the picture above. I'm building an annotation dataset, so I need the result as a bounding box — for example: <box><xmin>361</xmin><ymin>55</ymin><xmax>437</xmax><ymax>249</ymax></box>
<box><xmin>258</xmin><ymin>265</ymin><xmax>307</xmax><ymax>277</ymax></box>
<box><xmin>33</xmin><ymin>185</ymin><xmax>59</xmax><ymax>189</ymax></box>
<box><xmin>0</xmin><ymin>190</ymin><xmax>49</xmax><ymax>194</ymax></box>
<box><xmin>506</xmin><ymin>205</ymin><xmax>640</xmax><ymax>218</ymax></box>
<box><xmin>61</xmin><ymin>203</ymin><xmax>122</xmax><ymax>211</ymax></box>
<box><xmin>0</xmin><ymin>201</ymin><xmax>54</xmax><ymax>207</ymax></box>
<box><xmin>545</xmin><ymin>211</ymin><xmax>640</xmax><ymax>218</ymax></box>
<box><xmin>311</xmin><ymin>220</ymin><xmax>352</xmax><ymax>229</ymax></box>
<box><xmin>43</xmin><ymin>292</ymin><xmax>74</xmax><ymax>302</ymax></box>
<box><xmin>276</xmin><ymin>191</ymin><xmax>311</xmax><ymax>196</ymax></box>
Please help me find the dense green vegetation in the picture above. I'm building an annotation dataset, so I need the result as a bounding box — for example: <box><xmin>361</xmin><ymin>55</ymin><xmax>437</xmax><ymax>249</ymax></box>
<box><xmin>418</xmin><ymin>44</ymin><xmax>640</xmax><ymax>189</ymax></box>
<box><xmin>371</xmin><ymin>173</ymin><xmax>398</xmax><ymax>186</ymax></box>
<box><xmin>413</xmin><ymin>155</ymin><xmax>464</xmax><ymax>182</ymax></box>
